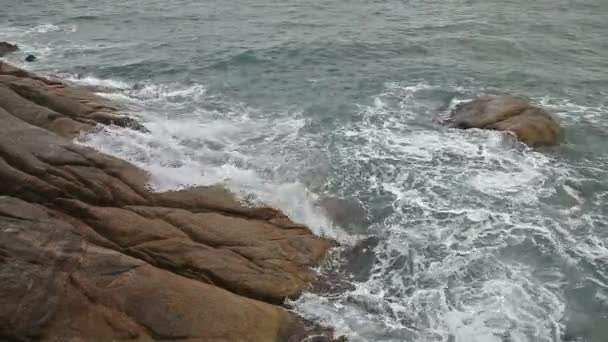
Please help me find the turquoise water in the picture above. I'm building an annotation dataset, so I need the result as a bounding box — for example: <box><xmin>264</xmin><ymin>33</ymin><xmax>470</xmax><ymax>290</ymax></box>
<box><xmin>2</xmin><ymin>1</ymin><xmax>608</xmax><ymax>341</ymax></box>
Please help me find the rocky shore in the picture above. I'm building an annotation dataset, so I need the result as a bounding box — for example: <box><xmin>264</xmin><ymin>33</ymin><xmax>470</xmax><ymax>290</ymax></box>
<box><xmin>0</xmin><ymin>60</ymin><xmax>336</xmax><ymax>341</ymax></box>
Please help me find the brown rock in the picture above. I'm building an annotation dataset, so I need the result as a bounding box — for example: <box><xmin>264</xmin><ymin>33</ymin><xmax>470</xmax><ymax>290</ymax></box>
<box><xmin>0</xmin><ymin>61</ymin><xmax>147</xmax><ymax>137</ymax></box>
<box><xmin>0</xmin><ymin>63</ymin><xmax>335</xmax><ymax>341</ymax></box>
<box><xmin>441</xmin><ymin>95</ymin><xmax>561</xmax><ymax>146</ymax></box>
<box><xmin>0</xmin><ymin>42</ymin><xmax>18</xmax><ymax>57</ymax></box>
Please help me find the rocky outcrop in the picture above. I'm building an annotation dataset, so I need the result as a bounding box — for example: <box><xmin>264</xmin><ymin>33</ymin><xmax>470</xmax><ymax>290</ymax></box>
<box><xmin>0</xmin><ymin>42</ymin><xmax>18</xmax><ymax>57</ymax></box>
<box><xmin>0</xmin><ymin>61</ymin><xmax>334</xmax><ymax>341</ymax></box>
<box><xmin>441</xmin><ymin>95</ymin><xmax>561</xmax><ymax>146</ymax></box>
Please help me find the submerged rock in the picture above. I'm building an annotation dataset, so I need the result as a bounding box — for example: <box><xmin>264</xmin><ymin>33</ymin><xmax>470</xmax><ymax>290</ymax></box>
<box><xmin>318</xmin><ymin>195</ymin><xmax>370</xmax><ymax>233</ymax></box>
<box><xmin>441</xmin><ymin>95</ymin><xmax>561</xmax><ymax>146</ymax></box>
<box><xmin>25</xmin><ymin>54</ymin><xmax>37</xmax><ymax>62</ymax></box>
<box><xmin>0</xmin><ymin>42</ymin><xmax>18</xmax><ymax>57</ymax></box>
<box><xmin>0</xmin><ymin>62</ymin><xmax>335</xmax><ymax>341</ymax></box>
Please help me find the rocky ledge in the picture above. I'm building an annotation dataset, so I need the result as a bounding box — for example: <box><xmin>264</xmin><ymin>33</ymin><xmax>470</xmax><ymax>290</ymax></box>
<box><xmin>0</xmin><ymin>61</ymin><xmax>334</xmax><ymax>341</ymax></box>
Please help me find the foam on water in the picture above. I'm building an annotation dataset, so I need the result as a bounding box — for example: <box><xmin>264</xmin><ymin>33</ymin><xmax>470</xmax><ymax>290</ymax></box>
<box><xmin>13</xmin><ymin>69</ymin><xmax>608</xmax><ymax>341</ymax></box>
<box><xmin>0</xmin><ymin>22</ymin><xmax>78</xmax><ymax>65</ymax></box>
<box><xmin>291</xmin><ymin>82</ymin><xmax>608</xmax><ymax>341</ymax></box>
<box><xmin>31</xmin><ymin>23</ymin><xmax>62</xmax><ymax>33</ymax></box>
<box><xmin>4</xmin><ymin>2</ymin><xmax>608</xmax><ymax>340</ymax></box>
<box><xmin>78</xmin><ymin>76</ymin><xmax>209</xmax><ymax>107</ymax></box>
<box><xmin>538</xmin><ymin>96</ymin><xmax>608</xmax><ymax>126</ymax></box>
<box><xmin>0</xmin><ymin>23</ymin><xmax>57</xmax><ymax>37</ymax></box>
<box><xmin>71</xmin><ymin>74</ymin><xmax>349</xmax><ymax>242</ymax></box>
<box><xmin>0</xmin><ymin>23</ymin><xmax>77</xmax><ymax>41</ymax></box>
<box><xmin>62</xmin><ymin>74</ymin><xmax>132</xmax><ymax>91</ymax></box>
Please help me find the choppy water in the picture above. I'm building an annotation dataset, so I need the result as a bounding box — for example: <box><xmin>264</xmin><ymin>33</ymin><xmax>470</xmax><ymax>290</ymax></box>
<box><xmin>2</xmin><ymin>1</ymin><xmax>608</xmax><ymax>341</ymax></box>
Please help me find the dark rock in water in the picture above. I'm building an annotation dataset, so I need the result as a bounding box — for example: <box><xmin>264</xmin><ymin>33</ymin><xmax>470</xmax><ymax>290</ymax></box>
<box><xmin>284</xmin><ymin>317</ymin><xmax>349</xmax><ymax>342</ymax></box>
<box><xmin>341</xmin><ymin>236</ymin><xmax>379</xmax><ymax>281</ymax></box>
<box><xmin>440</xmin><ymin>95</ymin><xmax>561</xmax><ymax>146</ymax></box>
<box><xmin>25</xmin><ymin>54</ymin><xmax>37</xmax><ymax>62</ymax></box>
<box><xmin>90</xmin><ymin>111</ymin><xmax>150</xmax><ymax>133</ymax></box>
<box><xmin>312</xmin><ymin>236</ymin><xmax>380</xmax><ymax>297</ymax></box>
<box><xmin>318</xmin><ymin>195</ymin><xmax>370</xmax><ymax>233</ymax></box>
<box><xmin>0</xmin><ymin>41</ymin><xmax>18</xmax><ymax>57</ymax></box>
<box><xmin>0</xmin><ymin>61</ymin><xmax>335</xmax><ymax>341</ymax></box>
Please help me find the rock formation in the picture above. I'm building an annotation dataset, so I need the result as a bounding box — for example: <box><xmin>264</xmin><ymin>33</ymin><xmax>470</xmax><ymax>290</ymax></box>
<box><xmin>0</xmin><ymin>61</ymin><xmax>335</xmax><ymax>341</ymax></box>
<box><xmin>0</xmin><ymin>42</ymin><xmax>19</xmax><ymax>57</ymax></box>
<box><xmin>441</xmin><ymin>95</ymin><xmax>561</xmax><ymax>146</ymax></box>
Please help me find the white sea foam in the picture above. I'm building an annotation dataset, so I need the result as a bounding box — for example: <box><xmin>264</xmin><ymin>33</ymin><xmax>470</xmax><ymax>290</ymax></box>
<box><xmin>4</xmin><ymin>6</ymin><xmax>608</xmax><ymax>341</ymax></box>
<box><xmin>31</xmin><ymin>23</ymin><xmax>61</xmax><ymax>33</ymax></box>
<box><xmin>289</xmin><ymin>82</ymin><xmax>606</xmax><ymax>341</ymax></box>
<box><xmin>74</xmin><ymin>76</ymin><xmax>349</xmax><ymax>242</ymax></box>
<box><xmin>62</xmin><ymin>73</ymin><xmax>211</xmax><ymax>110</ymax></box>
<box><xmin>62</xmin><ymin>76</ymin><xmax>608</xmax><ymax>341</ymax></box>
<box><xmin>538</xmin><ymin>96</ymin><xmax>608</xmax><ymax>126</ymax></box>
<box><xmin>63</xmin><ymin>74</ymin><xmax>132</xmax><ymax>90</ymax></box>
<box><xmin>0</xmin><ymin>22</ymin><xmax>76</xmax><ymax>38</ymax></box>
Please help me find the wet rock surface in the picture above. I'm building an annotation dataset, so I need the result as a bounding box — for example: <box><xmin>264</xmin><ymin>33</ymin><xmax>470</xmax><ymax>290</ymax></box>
<box><xmin>442</xmin><ymin>95</ymin><xmax>561</xmax><ymax>146</ymax></box>
<box><xmin>0</xmin><ymin>61</ymin><xmax>337</xmax><ymax>341</ymax></box>
<box><xmin>0</xmin><ymin>42</ymin><xmax>18</xmax><ymax>57</ymax></box>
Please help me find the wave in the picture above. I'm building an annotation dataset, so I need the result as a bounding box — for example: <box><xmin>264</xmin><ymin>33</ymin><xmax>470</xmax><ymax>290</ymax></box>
<box><xmin>70</xmin><ymin>74</ymin><xmax>349</xmax><ymax>242</ymax></box>
<box><xmin>31</xmin><ymin>23</ymin><xmax>62</xmax><ymax>33</ymax></box>
<box><xmin>0</xmin><ymin>23</ymin><xmax>77</xmax><ymax>37</ymax></box>
<box><xmin>62</xmin><ymin>15</ymin><xmax>100</xmax><ymax>21</ymax></box>
<box><xmin>60</xmin><ymin>73</ymin><xmax>209</xmax><ymax>105</ymax></box>
<box><xmin>62</xmin><ymin>74</ymin><xmax>131</xmax><ymax>91</ymax></box>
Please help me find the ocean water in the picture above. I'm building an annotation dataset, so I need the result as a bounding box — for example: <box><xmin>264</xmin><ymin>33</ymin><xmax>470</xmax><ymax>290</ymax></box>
<box><xmin>2</xmin><ymin>1</ymin><xmax>608</xmax><ymax>341</ymax></box>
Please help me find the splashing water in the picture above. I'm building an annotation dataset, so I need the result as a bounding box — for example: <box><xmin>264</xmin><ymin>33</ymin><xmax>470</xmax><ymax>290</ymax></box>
<box><xmin>4</xmin><ymin>1</ymin><xmax>608</xmax><ymax>340</ymax></box>
<box><xmin>291</xmin><ymin>84</ymin><xmax>608</xmax><ymax>342</ymax></box>
<box><xmin>68</xmin><ymin>76</ymin><xmax>608</xmax><ymax>341</ymax></box>
<box><xmin>74</xmin><ymin>76</ymin><xmax>349</xmax><ymax>241</ymax></box>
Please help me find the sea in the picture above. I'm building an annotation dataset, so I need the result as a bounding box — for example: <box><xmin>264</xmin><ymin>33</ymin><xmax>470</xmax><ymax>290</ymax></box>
<box><xmin>2</xmin><ymin>0</ymin><xmax>607</xmax><ymax>341</ymax></box>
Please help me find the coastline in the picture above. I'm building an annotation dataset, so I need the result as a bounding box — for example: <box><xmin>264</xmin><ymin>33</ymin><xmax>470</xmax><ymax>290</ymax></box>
<box><xmin>0</xmin><ymin>60</ymin><xmax>338</xmax><ymax>341</ymax></box>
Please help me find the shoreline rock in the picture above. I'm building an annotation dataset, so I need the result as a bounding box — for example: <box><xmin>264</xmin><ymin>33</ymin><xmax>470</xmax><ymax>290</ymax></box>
<box><xmin>0</xmin><ymin>42</ymin><xmax>18</xmax><ymax>57</ymax></box>
<box><xmin>440</xmin><ymin>95</ymin><xmax>561</xmax><ymax>146</ymax></box>
<box><xmin>0</xmin><ymin>61</ymin><xmax>339</xmax><ymax>341</ymax></box>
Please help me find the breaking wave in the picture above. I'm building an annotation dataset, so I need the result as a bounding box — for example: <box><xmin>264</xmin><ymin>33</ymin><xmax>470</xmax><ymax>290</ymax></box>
<box><xmin>71</xmin><ymin>74</ymin><xmax>349</xmax><ymax>242</ymax></box>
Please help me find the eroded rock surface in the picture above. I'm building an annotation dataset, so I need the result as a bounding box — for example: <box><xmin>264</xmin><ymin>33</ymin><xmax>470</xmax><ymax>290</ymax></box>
<box><xmin>442</xmin><ymin>95</ymin><xmax>561</xmax><ymax>146</ymax></box>
<box><xmin>0</xmin><ymin>61</ymin><xmax>334</xmax><ymax>341</ymax></box>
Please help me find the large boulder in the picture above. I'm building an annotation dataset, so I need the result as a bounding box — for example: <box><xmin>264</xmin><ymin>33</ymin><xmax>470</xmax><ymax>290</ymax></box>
<box><xmin>0</xmin><ymin>42</ymin><xmax>18</xmax><ymax>57</ymax></box>
<box><xmin>441</xmin><ymin>95</ymin><xmax>561</xmax><ymax>146</ymax></box>
<box><xmin>0</xmin><ymin>62</ymin><xmax>336</xmax><ymax>341</ymax></box>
